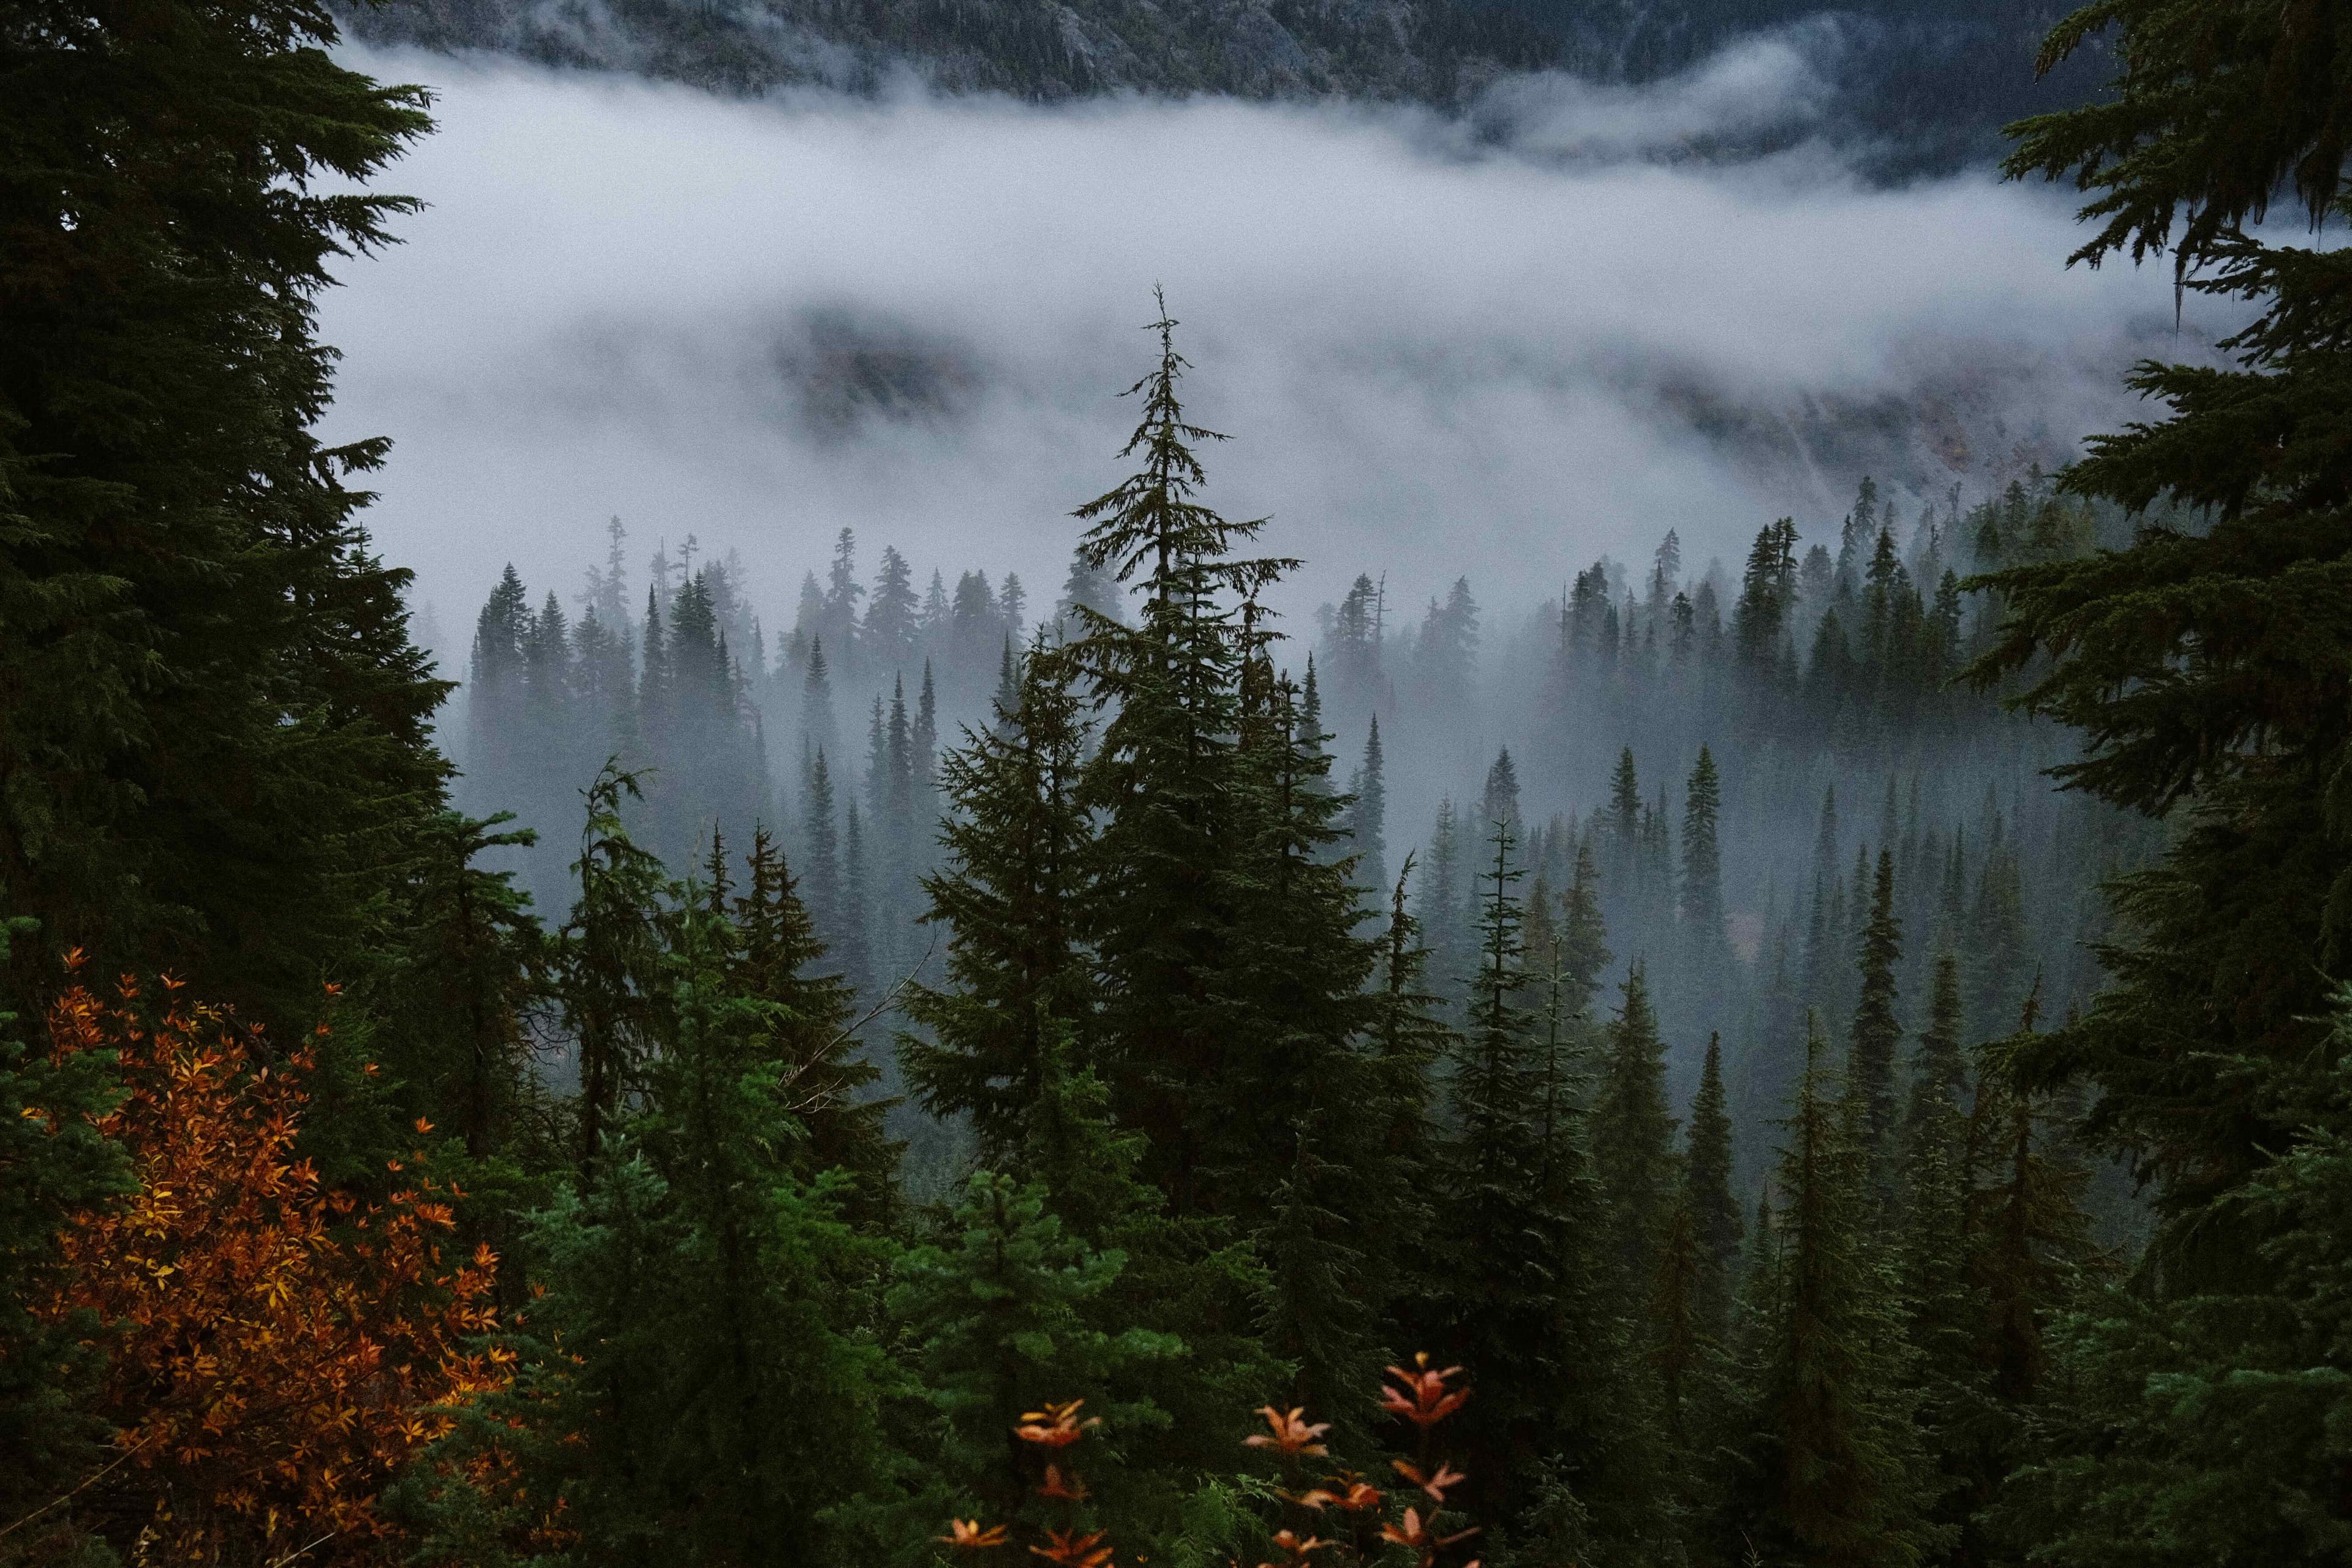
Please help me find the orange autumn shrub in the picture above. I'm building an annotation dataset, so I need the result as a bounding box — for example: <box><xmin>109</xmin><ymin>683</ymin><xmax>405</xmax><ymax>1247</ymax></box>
<box><xmin>36</xmin><ymin>966</ymin><xmax>504</xmax><ymax>1564</ymax></box>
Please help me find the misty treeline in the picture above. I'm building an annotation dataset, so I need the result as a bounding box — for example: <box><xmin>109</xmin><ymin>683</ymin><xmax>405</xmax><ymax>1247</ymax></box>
<box><xmin>457</xmin><ymin>457</ymin><xmax>2151</xmax><ymax>1192</ymax></box>
<box><xmin>10</xmin><ymin>0</ymin><xmax>2352</xmax><ymax>1565</ymax></box>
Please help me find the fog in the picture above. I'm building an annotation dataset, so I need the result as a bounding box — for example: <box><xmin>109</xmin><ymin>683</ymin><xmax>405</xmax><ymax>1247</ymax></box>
<box><xmin>320</xmin><ymin>37</ymin><xmax>2223</xmax><ymax>657</ymax></box>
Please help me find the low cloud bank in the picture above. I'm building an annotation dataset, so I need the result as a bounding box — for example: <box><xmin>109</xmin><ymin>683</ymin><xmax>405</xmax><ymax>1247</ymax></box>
<box><xmin>318</xmin><ymin>41</ymin><xmax>2218</xmax><ymax>638</ymax></box>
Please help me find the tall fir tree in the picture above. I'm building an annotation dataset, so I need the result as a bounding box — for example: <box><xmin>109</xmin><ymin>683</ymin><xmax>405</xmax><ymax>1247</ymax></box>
<box><xmin>903</xmin><ymin>639</ymin><xmax>1097</xmax><ymax>1161</ymax></box>
<box><xmin>1348</xmin><ymin>714</ymin><xmax>1389</xmax><ymax>899</ymax></box>
<box><xmin>1593</xmin><ymin>963</ymin><xmax>1679</xmax><ymax>1316</ymax></box>
<box><xmin>1066</xmin><ymin>296</ymin><xmax>1290</xmax><ymax>1217</ymax></box>
<box><xmin>1686</xmin><ymin>1032</ymin><xmax>1744</xmax><ymax>1341</ymax></box>
<box><xmin>1681</xmin><ymin>744</ymin><xmax>1727</xmax><ymax>962</ymax></box>
<box><xmin>1423</xmin><ymin>820</ymin><xmax>1670</xmax><ymax>1558</ymax></box>
<box><xmin>1850</xmin><ymin>848</ymin><xmax>1905</xmax><ymax>1192</ymax></box>
<box><xmin>0</xmin><ymin>0</ymin><xmax>450</xmax><ymax>1032</ymax></box>
<box><xmin>1732</xmin><ymin>1012</ymin><xmax>1936</xmax><ymax>1567</ymax></box>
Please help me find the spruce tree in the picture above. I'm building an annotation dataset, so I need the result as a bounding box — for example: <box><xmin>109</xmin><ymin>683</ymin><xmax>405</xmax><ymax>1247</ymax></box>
<box><xmin>1059</xmin><ymin>300</ymin><xmax>1382</xmax><ymax>1256</ymax></box>
<box><xmin>840</xmin><ymin>799</ymin><xmax>875</xmax><ymax>1001</ymax></box>
<box><xmin>445</xmin><ymin>895</ymin><xmax>897</xmax><ymax>1568</ymax></box>
<box><xmin>1850</xmin><ymin>848</ymin><xmax>1905</xmax><ymax>1191</ymax></box>
<box><xmin>1981</xmin><ymin>0</ymin><xmax>2352</xmax><ymax>1292</ymax></box>
<box><xmin>1594</xmin><ymin>962</ymin><xmax>1679</xmax><ymax>1313</ymax></box>
<box><xmin>1480</xmin><ymin>745</ymin><xmax>1522</xmax><ymax>837</ymax></box>
<box><xmin>1735</xmin><ymin>1012</ymin><xmax>1936</xmax><ymax>1567</ymax></box>
<box><xmin>1993</xmin><ymin>986</ymin><xmax>2352</xmax><ymax>1566</ymax></box>
<box><xmin>0</xmin><ymin>0</ymin><xmax>448</xmax><ymax>1031</ymax></box>
<box><xmin>561</xmin><ymin>766</ymin><xmax>668</xmax><ymax>1177</ymax></box>
<box><xmin>1685</xmin><ymin>1032</ymin><xmax>1744</xmax><ymax>1340</ymax></box>
<box><xmin>1348</xmin><ymin>715</ymin><xmax>1389</xmax><ymax>899</ymax></box>
<box><xmin>888</xmin><ymin>1171</ymin><xmax>1185</xmax><ymax>1545</ymax></box>
<box><xmin>1680</xmin><ymin>744</ymin><xmax>1726</xmax><ymax>962</ymax></box>
<box><xmin>1896</xmin><ymin>953</ymin><xmax>1994</xmax><ymax>1565</ymax></box>
<box><xmin>730</xmin><ymin>826</ymin><xmax>894</xmax><ymax>1208</ymax></box>
<box><xmin>903</xmin><ymin>639</ymin><xmax>1097</xmax><ymax>1161</ymax></box>
<box><xmin>361</xmin><ymin>810</ymin><xmax>547</xmax><ymax>1182</ymax></box>
<box><xmin>1219</xmin><ymin>673</ymin><xmax>1387</xmax><ymax>1425</ymax></box>
<box><xmin>1424</xmin><ymin>820</ymin><xmax>1668</xmax><ymax>1556</ymax></box>
<box><xmin>1068</xmin><ymin>298</ymin><xmax>1286</xmax><ymax>1215</ymax></box>
<box><xmin>804</xmin><ymin>748</ymin><xmax>842</xmax><ymax>950</ymax></box>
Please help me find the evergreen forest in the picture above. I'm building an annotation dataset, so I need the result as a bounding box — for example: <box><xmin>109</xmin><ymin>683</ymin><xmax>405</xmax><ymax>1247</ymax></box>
<box><xmin>9</xmin><ymin>0</ymin><xmax>2352</xmax><ymax>1566</ymax></box>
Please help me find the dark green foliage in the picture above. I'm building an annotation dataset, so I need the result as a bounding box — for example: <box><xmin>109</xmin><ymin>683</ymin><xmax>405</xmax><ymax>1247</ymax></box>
<box><xmin>1422</xmin><ymin>819</ymin><xmax>1669</xmax><ymax>1558</ymax></box>
<box><xmin>1347</xmin><ymin>715</ymin><xmax>1389</xmax><ymax>900</ymax></box>
<box><xmin>560</xmin><ymin>766</ymin><xmax>669</xmax><ymax>1177</ymax></box>
<box><xmin>1985</xmin><ymin>0</ymin><xmax>2352</xmax><ymax>1278</ymax></box>
<box><xmin>1734</xmin><ymin>1014</ymin><xmax>1936</xmax><ymax>1567</ymax></box>
<box><xmin>1896</xmin><ymin>955</ymin><xmax>1998</xmax><ymax>1565</ymax></box>
<box><xmin>1594</xmin><ymin>963</ymin><xmax>1678</xmax><ymax>1309</ymax></box>
<box><xmin>0</xmin><ymin>922</ymin><xmax>132</xmax><ymax>1539</ymax></box>
<box><xmin>1993</xmin><ymin>992</ymin><xmax>2352</xmax><ymax>1567</ymax></box>
<box><xmin>1685</xmin><ymin>1033</ymin><xmax>1744</xmax><ymax>1341</ymax></box>
<box><xmin>1068</xmin><ymin>301</ymin><xmax>1287</xmax><ymax>1216</ymax></box>
<box><xmin>0</xmin><ymin>0</ymin><xmax>447</xmax><ymax>1033</ymax></box>
<box><xmin>903</xmin><ymin>638</ymin><xmax>1095</xmax><ymax>1161</ymax></box>
<box><xmin>1680</xmin><ymin>745</ymin><xmax>1726</xmax><ymax>962</ymax></box>
<box><xmin>404</xmin><ymin>842</ymin><xmax>898</xmax><ymax>1568</ymax></box>
<box><xmin>731</xmin><ymin>827</ymin><xmax>899</xmax><ymax>1219</ymax></box>
<box><xmin>1850</xmin><ymin>848</ymin><xmax>1905</xmax><ymax>1190</ymax></box>
<box><xmin>889</xmin><ymin>1171</ymin><xmax>1184</xmax><ymax>1544</ymax></box>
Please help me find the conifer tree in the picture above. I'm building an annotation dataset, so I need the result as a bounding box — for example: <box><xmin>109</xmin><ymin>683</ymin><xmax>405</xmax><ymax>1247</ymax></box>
<box><xmin>1424</xmin><ymin>820</ymin><xmax>1667</xmax><ymax>1555</ymax></box>
<box><xmin>903</xmin><ymin>639</ymin><xmax>1096</xmax><ymax>1161</ymax></box>
<box><xmin>840</xmin><ymin>799</ymin><xmax>874</xmax><ymax>1000</ymax></box>
<box><xmin>1068</xmin><ymin>300</ymin><xmax>1275</xmax><ymax>1212</ymax></box>
<box><xmin>561</xmin><ymin>765</ymin><xmax>668</xmax><ymax>1177</ymax></box>
<box><xmin>640</xmin><ymin>584</ymin><xmax>673</xmax><ymax>760</ymax></box>
<box><xmin>459</xmin><ymin>895</ymin><xmax>896</xmax><ymax>1568</ymax></box>
<box><xmin>889</xmin><ymin>1170</ymin><xmax>1185</xmax><ymax>1544</ymax></box>
<box><xmin>1609</xmin><ymin>747</ymin><xmax>1643</xmax><ymax>861</ymax></box>
<box><xmin>1896</xmin><ymin>952</ymin><xmax>1994</xmax><ymax>1564</ymax></box>
<box><xmin>1559</xmin><ymin>838</ymin><xmax>1613</xmax><ymax>1015</ymax></box>
<box><xmin>1593</xmin><ymin>962</ymin><xmax>1678</xmax><ymax>1310</ymax></box>
<box><xmin>1850</xmin><ymin>848</ymin><xmax>1905</xmax><ymax>1189</ymax></box>
<box><xmin>1347</xmin><ymin>715</ymin><xmax>1389</xmax><ymax>898</ymax></box>
<box><xmin>1480</xmin><ymin>745</ymin><xmax>1522</xmax><ymax>837</ymax></box>
<box><xmin>1733</xmin><ymin>518</ymin><xmax>1800</xmax><ymax>679</ymax></box>
<box><xmin>915</xmin><ymin>660</ymin><xmax>940</xmax><ymax>831</ymax></box>
<box><xmin>1735</xmin><ymin>1013</ymin><xmax>1936</xmax><ymax>1566</ymax></box>
<box><xmin>0</xmin><ymin>0</ymin><xmax>448</xmax><ymax>1030</ymax></box>
<box><xmin>470</xmin><ymin>565</ymin><xmax>534</xmax><ymax>789</ymax></box>
<box><xmin>1420</xmin><ymin>798</ymin><xmax>1469</xmax><ymax>1013</ymax></box>
<box><xmin>1965</xmin><ymin>986</ymin><xmax>2097</xmax><ymax>1413</ymax></box>
<box><xmin>365</xmin><ymin>810</ymin><xmax>547</xmax><ymax>1175</ymax></box>
<box><xmin>1221</xmin><ymin>674</ymin><xmax>1385</xmax><ymax>1427</ymax></box>
<box><xmin>867</xmin><ymin>544</ymin><xmax>921</xmax><ymax>671</ymax></box>
<box><xmin>1680</xmin><ymin>744</ymin><xmax>1726</xmax><ymax>962</ymax></box>
<box><xmin>1685</xmin><ymin>1033</ymin><xmax>1743</xmax><ymax>1340</ymax></box>
<box><xmin>804</xmin><ymin>748</ymin><xmax>842</xmax><ymax>949</ymax></box>
<box><xmin>733</xmin><ymin>827</ymin><xmax>897</xmax><ymax>1221</ymax></box>
<box><xmin>1993</xmin><ymin>6</ymin><xmax>2352</xmax><ymax>1272</ymax></box>
<box><xmin>800</xmin><ymin>636</ymin><xmax>839</xmax><ymax>777</ymax></box>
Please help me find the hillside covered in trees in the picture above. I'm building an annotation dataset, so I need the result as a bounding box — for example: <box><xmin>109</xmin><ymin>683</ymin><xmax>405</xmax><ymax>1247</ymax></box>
<box><xmin>339</xmin><ymin>0</ymin><xmax>2098</xmax><ymax>175</ymax></box>
<box><xmin>9</xmin><ymin>0</ymin><xmax>2352</xmax><ymax>1566</ymax></box>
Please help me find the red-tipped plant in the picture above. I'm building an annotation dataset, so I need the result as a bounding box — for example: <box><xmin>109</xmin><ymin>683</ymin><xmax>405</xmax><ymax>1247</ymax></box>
<box><xmin>1245</xmin><ymin>1406</ymin><xmax>1334</xmax><ymax>1458</ymax></box>
<box><xmin>1380</xmin><ymin>1355</ymin><xmax>1471</xmax><ymax>1431</ymax></box>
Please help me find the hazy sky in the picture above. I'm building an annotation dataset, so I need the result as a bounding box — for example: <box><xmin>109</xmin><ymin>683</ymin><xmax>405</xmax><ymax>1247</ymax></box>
<box><xmin>319</xmin><ymin>39</ymin><xmax>2220</xmax><ymax>649</ymax></box>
